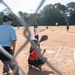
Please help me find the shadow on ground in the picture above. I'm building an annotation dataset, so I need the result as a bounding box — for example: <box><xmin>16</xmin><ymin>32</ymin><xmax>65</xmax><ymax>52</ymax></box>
<box><xmin>27</xmin><ymin>68</ymin><xmax>54</xmax><ymax>75</ymax></box>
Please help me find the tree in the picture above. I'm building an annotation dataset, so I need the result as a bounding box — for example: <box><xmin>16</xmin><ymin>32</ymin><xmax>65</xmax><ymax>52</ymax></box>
<box><xmin>39</xmin><ymin>4</ymin><xmax>66</xmax><ymax>25</ymax></box>
<box><xmin>0</xmin><ymin>12</ymin><xmax>5</xmax><ymax>25</ymax></box>
<box><xmin>66</xmin><ymin>2</ymin><xmax>75</xmax><ymax>24</ymax></box>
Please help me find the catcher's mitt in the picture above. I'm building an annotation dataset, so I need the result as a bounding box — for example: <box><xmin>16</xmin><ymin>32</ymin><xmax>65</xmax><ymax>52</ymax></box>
<box><xmin>39</xmin><ymin>35</ymin><xmax>48</xmax><ymax>42</ymax></box>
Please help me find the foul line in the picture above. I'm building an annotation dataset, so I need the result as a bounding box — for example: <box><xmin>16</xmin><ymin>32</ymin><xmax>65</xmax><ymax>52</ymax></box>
<box><xmin>17</xmin><ymin>34</ymin><xmax>25</xmax><ymax>40</ymax></box>
<box><xmin>55</xmin><ymin>58</ymin><xmax>73</xmax><ymax>63</ymax></box>
<box><xmin>54</xmin><ymin>46</ymin><xmax>62</xmax><ymax>59</ymax></box>
<box><xmin>20</xmin><ymin>50</ymin><xmax>28</xmax><ymax>56</ymax></box>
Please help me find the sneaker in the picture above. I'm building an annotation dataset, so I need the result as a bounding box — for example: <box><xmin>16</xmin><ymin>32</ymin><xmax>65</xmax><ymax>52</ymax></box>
<box><xmin>38</xmin><ymin>66</ymin><xmax>41</xmax><ymax>71</ymax></box>
<box><xmin>3</xmin><ymin>72</ymin><xmax>11</xmax><ymax>75</ymax></box>
<box><xmin>35</xmin><ymin>67</ymin><xmax>40</xmax><ymax>71</ymax></box>
<box><xmin>34</xmin><ymin>66</ymin><xmax>42</xmax><ymax>71</ymax></box>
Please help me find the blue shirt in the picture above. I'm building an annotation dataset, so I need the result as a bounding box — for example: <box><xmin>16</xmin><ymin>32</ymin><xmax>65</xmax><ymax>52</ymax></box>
<box><xmin>0</xmin><ymin>23</ymin><xmax>17</xmax><ymax>47</ymax></box>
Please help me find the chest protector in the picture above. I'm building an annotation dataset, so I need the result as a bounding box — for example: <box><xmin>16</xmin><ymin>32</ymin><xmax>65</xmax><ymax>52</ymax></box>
<box><xmin>29</xmin><ymin>49</ymin><xmax>39</xmax><ymax>61</ymax></box>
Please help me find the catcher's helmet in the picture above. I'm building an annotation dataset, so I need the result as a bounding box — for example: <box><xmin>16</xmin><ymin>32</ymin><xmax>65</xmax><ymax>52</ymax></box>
<box><xmin>31</xmin><ymin>38</ymin><xmax>39</xmax><ymax>45</ymax></box>
<box><xmin>3</xmin><ymin>15</ymin><xmax>13</xmax><ymax>22</ymax></box>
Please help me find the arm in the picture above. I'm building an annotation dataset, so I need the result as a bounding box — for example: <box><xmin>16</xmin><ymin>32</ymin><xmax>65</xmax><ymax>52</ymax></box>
<box><xmin>42</xmin><ymin>49</ymin><xmax>46</xmax><ymax>56</ymax></box>
<box><xmin>10</xmin><ymin>28</ymin><xmax>17</xmax><ymax>53</ymax></box>
<box><xmin>34</xmin><ymin>29</ymin><xmax>36</xmax><ymax>35</ymax></box>
<box><xmin>12</xmin><ymin>40</ymin><xmax>16</xmax><ymax>53</ymax></box>
<box><xmin>38</xmin><ymin>49</ymin><xmax>46</xmax><ymax>59</ymax></box>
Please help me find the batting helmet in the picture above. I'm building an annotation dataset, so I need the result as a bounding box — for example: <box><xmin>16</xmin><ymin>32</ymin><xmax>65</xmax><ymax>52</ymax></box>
<box><xmin>33</xmin><ymin>23</ymin><xmax>38</xmax><ymax>28</ymax></box>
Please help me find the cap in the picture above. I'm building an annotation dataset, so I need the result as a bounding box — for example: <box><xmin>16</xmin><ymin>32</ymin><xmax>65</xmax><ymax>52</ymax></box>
<box><xmin>3</xmin><ymin>15</ymin><xmax>13</xmax><ymax>22</ymax></box>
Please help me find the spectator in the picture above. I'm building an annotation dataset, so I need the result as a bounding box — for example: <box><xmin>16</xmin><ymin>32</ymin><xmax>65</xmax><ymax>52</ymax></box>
<box><xmin>66</xmin><ymin>23</ymin><xmax>69</xmax><ymax>31</ymax></box>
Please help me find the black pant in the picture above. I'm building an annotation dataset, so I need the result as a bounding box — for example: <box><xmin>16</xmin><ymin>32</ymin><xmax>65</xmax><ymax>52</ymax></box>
<box><xmin>0</xmin><ymin>46</ymin><xmax>20</xmax><ymax>75</ymax></box>
<box><xmin>0</xmin><ymin>46</ymin><xmax>13</xmax><ymax>61</ymax></box>
<box><xmin>28</xmin><ymin>58</ymin><xmax>44</xmax><ymax>67</ymax></box>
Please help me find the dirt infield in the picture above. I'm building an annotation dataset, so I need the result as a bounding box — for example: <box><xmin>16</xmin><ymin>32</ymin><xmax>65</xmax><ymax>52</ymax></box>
<box><xmin>0</xmin><ymin>26</ymin><xmax>75</xmax><ymax>75</ymax></box>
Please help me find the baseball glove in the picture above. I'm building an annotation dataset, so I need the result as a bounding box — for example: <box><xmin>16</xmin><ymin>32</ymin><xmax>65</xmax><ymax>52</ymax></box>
<box><xmin>39</xmin><ymin>35</ymin><xmax>48</xmax><ymax>42</ymax></box>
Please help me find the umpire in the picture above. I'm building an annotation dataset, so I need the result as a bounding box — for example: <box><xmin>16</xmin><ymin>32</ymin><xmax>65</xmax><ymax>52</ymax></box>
<box><xmin>0</xmin><ymin>15</ymin><xmax>20</xmax><ymax>75</ymax></box>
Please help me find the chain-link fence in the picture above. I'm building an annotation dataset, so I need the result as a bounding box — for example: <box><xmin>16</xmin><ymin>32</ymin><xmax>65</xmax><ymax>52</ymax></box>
<box><xmin>0</xmin><ymin>0</ymin><xmax>64</xmax><ymax>75</ymax></box>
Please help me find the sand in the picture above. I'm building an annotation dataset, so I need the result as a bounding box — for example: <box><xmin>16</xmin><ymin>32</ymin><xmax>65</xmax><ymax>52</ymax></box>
<box><xmin>0</xmin><ymin>26</ymin><xmax>75</xmax><ymax>75</ymax></box>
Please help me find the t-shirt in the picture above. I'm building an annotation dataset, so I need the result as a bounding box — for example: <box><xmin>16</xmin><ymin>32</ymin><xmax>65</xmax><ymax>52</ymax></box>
<box><xmin>34</xmin><ymin>28</ymin><xmax>40</xmax><ymax>36</ymax></box>
<box><xmin>0</xmin><ymin>23</ymin><xmax>17</xmax><ymax>47</ymax></box>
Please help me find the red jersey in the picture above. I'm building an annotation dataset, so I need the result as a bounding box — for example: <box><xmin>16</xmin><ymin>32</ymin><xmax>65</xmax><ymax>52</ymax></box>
<box><xmin>28</xmin><ymin>49</ymin><xmax>39</xmax><ymax>61</ymax></box>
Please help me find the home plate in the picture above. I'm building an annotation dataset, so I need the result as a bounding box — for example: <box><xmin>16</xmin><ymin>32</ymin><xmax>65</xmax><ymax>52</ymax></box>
<box><xmin>46</xmin><ymin>50</ymin><xmax>55</xmax><ymax>53</ymax></box>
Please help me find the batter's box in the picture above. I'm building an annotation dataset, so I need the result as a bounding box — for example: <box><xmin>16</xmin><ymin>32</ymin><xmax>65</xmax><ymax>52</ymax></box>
<box><xmin>54</xmin><ymin>46</ymin><xmax>74</xmax><ymax>62</ymax></box>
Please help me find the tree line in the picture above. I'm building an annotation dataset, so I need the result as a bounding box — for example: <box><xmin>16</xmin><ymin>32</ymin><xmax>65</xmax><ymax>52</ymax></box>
<box><xmin>0</xmin><ymin>2</ymin><xmax>75</xmax><ymax>26</ymax></box>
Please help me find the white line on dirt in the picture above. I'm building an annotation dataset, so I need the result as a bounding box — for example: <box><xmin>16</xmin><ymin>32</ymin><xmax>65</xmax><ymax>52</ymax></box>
<box><xmin>55</xmin><ymin>58</ymin><xmax>73</xmax><ymax>63</ymax></box>
<box><xmin>46</xmin><ymin>50</ymin><xmax>55</xmax><ymax>53</ymax></box>
<box><xmin>54</xmin><ymin>46</ymin><xmax>74</xmax><ymax>64</ymax></box>
<box><xmin>20</xmin><ymin>50</ymin><xmax>28</xmax><ymax>56</ymax></box>
<box><xmin>17</xmin><ymin>34</ymin><xmax>25</xmax><ymax>40</ymax></box>
<box><xmin>54</xmin><ymin>46</ymin><xmax>62</xmax><ymax>59</ymax></box>
<box><xmin>73</xmin><ymin>48</ymin><xmax>75</xmax><ymax>62</ymax></box>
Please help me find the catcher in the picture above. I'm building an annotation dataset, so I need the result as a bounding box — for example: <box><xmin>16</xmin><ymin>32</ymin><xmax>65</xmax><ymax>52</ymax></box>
<box><xmin>28</xmin><ymin>35</ymin><xmax>48</xmax><ymax>71</ymax></box>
